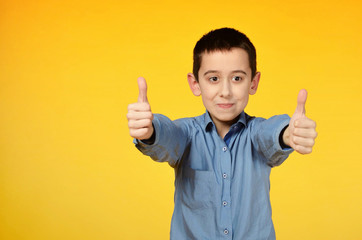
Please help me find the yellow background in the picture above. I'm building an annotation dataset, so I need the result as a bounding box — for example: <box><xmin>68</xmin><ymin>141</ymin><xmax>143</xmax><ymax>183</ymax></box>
<box><xmin>1</xmin><ymin>0</ymin><xmax>361</xmax><ymax>239</ymax></box>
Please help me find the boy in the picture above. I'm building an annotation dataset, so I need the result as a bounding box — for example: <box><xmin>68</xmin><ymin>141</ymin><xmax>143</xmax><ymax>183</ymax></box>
<box><xmin>127</xmin><ymin>28</ymin><xmax>317</xmax><ymax>240</ymax></box>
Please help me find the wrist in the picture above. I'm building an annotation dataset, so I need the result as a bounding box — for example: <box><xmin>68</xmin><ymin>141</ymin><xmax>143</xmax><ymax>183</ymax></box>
<box><xmin>280</xmin><ymin>125</ymin><xmax>290</xmax><ymax>148</ymax></box>
<box><xmin>140</xmin><ymin>124</ymin><xmax>155</xmax><ymax>145</ymax></box>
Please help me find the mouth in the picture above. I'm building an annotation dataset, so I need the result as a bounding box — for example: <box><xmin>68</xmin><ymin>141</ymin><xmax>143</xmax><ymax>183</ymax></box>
<box><xmin>217</xmin><ymin>103</ymin><xmax>234</xmax><ymax>109</ymax></box>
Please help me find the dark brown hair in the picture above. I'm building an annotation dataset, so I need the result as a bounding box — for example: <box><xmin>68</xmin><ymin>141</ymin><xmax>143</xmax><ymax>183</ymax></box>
<box><xmin>193</xmin><ymin>28</ymin><xmax>257</xmax><ymax>81</ymax></box>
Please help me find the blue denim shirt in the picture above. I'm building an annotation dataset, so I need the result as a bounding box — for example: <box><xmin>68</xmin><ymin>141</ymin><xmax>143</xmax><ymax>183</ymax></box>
<box><xmin>134</xmin><ymin>111</ymin><xmax>293</xmax><ymax>240</ymax></box>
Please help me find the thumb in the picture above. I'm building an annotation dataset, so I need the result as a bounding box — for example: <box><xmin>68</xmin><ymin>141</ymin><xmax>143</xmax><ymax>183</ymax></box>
<box><xmin>137</xmin><ymin>77</ymin><xmax>148</xmax><ymax>103</ymax></box>
<box><xmin>295</xmin><ymin>89</ymin><xmax>307</xmax><ymax>115</ymax></box>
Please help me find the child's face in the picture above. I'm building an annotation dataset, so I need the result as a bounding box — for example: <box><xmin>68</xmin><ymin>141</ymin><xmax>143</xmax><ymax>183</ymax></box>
<box><xmin>188</xmin><ymin>48</ymin><xmax>260</xmax><ymax>128</ymax></box>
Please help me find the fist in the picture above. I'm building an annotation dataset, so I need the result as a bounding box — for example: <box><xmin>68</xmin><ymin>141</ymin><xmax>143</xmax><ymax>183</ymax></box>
<box><xmin>284</xmin><ymin>89</ymin><xmax>318</xmax><ymax>154</ymax></box>
<box><xmin>127</xmin><ymin>77</ymin><xmax>154</xmax><ymax>140</ymax></box>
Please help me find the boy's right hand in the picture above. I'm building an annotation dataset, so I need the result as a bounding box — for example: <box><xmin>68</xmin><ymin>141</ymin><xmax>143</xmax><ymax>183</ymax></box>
<box><xmin>127</xmin><ymin>77</ymin><xmax>154</xmax><ymax>140</ymax></box>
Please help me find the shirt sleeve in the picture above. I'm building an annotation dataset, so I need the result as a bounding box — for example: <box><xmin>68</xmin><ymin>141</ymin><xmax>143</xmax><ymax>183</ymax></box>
<box><xmin>250</xmin><ymin>114</ymin><xmax>294</xmax><ymax>167</ymax></box>
<box><xmin>133</xmin><ymin>114</ymin><xmax>190</xmax><ymax>168</ymax></box>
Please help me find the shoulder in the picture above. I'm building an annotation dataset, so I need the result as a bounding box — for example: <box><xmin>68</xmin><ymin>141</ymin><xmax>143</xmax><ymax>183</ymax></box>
<box><xmin>243</xmin><ymin>113</ymin><xmax>263</xmax><ymax>128</ymax></box>
<box><xmin>152</xmin><ymin>113</ymin><xmax>205</xmax><ymax>135</ymax></box>
<box><xmin>174</xmin><ymin>113</ymin><xmax>204</xmax><ymax>124</ymax></box>
<box><xmin>244</xmin><ymin>113</ymin><xmax>291</xmax><ymax>138</ymax></box>
<box><xmin>245</xmin><ymin>113</ymin><xmax>290</xmax><ymax>127</ymax></box>
<box><xmin>173</xmin><ymin>113</ymin><xmax>206</xmax><ymax>132</ymax></box>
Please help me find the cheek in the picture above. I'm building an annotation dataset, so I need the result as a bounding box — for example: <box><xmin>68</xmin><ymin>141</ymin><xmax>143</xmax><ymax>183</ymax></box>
<box><xmin>201</xmin><ymin>87</ymin><xmax>217</xmax><ymax>100</ymax></box>
<box><xmin>201</xmin><ymin>93</ymin><xmax>214</xmax><ymax>104</ymax></box>
<box><xmin>233</xmin><ymin>89</ymin><xmax>249</xmax><ymax>99</ymax></box>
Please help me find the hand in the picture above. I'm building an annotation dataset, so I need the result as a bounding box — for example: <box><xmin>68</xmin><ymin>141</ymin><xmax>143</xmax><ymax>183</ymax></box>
<box><xmin>283</xmin><ymin>89</ymin><xmax>318</xmax><ymax>154</ymax></box>
<box><xmin>127</xmin><ymin>77</ymin><xmax>154</xmax><ymax>140</ymax></box>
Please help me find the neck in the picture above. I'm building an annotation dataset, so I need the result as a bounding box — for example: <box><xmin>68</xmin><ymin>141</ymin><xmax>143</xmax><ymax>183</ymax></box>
<box><xmin>215</xmin><ymin>124</ymin><xmax>230</xmax><ymax>139</ymax></box>
<box><xmin>213</xmin><ymin>118</ymin><xmax>238</xmax><ymax>139</ymax></box>
<box><xmin>208</xmin><ymin>112</ymin><xmax>241</xmax><ymax>139</ymax></box>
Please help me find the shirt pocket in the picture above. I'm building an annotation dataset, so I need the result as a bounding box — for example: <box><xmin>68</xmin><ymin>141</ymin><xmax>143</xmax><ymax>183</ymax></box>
<box><xmin>180</xmin><ymin>166</ymin><xmax>218</xmax><ymax>210</ymax></box>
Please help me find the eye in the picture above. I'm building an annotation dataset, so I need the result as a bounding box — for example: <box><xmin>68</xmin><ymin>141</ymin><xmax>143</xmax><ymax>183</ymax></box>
<box><xmin>232</xmin><ymin>76</ymin><xmax>243</xmax><ymax>82</ymax></box>
<box><xmin>209</xmin><ymin>76</ymin><xmax>219</xmax><ymax>82</ymax></box>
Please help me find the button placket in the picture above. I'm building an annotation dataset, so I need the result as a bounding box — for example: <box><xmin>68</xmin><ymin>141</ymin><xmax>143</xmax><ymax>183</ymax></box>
<box><xmin>219</xmin><ymin>140</ymin><xmax>232</xmax><ymax>238</ymax></box>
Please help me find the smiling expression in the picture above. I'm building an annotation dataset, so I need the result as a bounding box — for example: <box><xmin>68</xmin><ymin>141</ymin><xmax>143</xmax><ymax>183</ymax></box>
<box><xmin>188</xmin><ymin>48</ymin><xmax>260</xmax><ymax>132</ymax></box>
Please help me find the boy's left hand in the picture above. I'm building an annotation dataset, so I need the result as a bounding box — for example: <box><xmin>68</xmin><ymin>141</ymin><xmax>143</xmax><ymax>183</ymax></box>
<box><xmin>283</xmin><ymin>89</ymin><xmax>318</xmax><ymax>154</ymax></box>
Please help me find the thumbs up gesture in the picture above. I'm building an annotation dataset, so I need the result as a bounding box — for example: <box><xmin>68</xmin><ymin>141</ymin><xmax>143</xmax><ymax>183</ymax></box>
<box><xmin>127</xmin><ymin>77</ymin><xmax>154</xmax><ymax>140</ymax></box>
<box><xmin>283</xmin><ymin>89</ymin><xmax>318</xmax><ymax>154</ymax></box>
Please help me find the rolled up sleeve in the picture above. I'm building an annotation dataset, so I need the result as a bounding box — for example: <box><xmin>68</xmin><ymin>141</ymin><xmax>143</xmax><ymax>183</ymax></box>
<box><xmin>134</xmin><ymin>114</ymin><xmax>190</xmax><ymax>168</ymax></box>
<box><xmin>251</xmin><ymin>114</ymin><xmax>294</xmax><ymax>167</ymax></box>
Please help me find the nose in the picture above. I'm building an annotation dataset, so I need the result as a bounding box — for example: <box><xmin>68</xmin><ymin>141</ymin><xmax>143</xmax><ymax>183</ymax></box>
<box><xmin>220</xmin><ymin>79</ymin><xmax>231</xmax><ymax>98</ymax></box>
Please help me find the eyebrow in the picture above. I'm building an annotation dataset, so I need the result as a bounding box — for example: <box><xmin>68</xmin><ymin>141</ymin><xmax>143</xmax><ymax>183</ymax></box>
<box><xmin>203</xmin><ymin>70</ymin><xmax>248</xmax><ymax>76</ymax></box>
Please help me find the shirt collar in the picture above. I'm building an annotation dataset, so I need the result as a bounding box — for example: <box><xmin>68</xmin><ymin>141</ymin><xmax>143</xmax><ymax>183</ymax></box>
<box><xmin>203</xmin><ymin>110</ymin><xmax>247</xmax><ymax>132</ymax></box>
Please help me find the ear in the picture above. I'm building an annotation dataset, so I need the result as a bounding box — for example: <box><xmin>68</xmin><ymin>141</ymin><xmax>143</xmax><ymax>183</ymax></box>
<box><xmin>249</xmin><ymin>71</ymin><xmax>260</xmax><ymax>95</ymax></box>
<box><xmin>187</xmin><ymin>73</ymin><xmax>201</xmax><ymax>96</ymax></box>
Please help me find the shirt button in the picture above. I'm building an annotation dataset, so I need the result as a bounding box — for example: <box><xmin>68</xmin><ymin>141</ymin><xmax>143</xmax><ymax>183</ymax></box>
<box><xmin>222</xmin><ymin>201</ymin><xmax>228</xmax><ymax>206</ymax></box>
<box><xmin>224</xmin><ymin>229</ymin><xmax>229</xmax><ymax>235</ymax></box>
<box><xmin>222</xmin><ymin>146</ymin><xmax>227</xmax><ymax>152</ymax></box>
<box><xmin>222</xmin><ymin>173</ymin><xmax>227</xmax><ymax>179</ymax></box>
